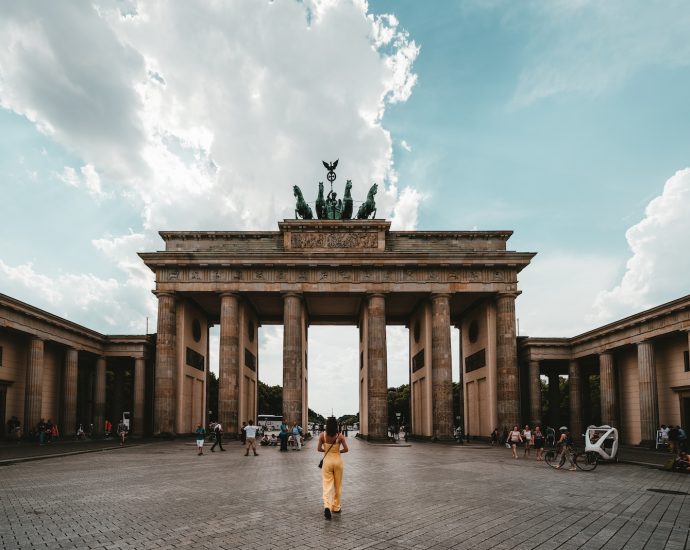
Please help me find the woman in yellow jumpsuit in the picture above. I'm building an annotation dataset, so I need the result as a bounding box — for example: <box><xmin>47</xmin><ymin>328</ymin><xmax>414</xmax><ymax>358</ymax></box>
<box><xmin>318</xmin><ymin>416</ymin><xmax>349</xmax><ymax>519</ymax></box>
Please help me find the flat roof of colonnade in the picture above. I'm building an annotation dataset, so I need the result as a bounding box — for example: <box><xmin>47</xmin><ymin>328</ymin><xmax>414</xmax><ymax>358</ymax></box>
<box><xmin>139</xmin><ymin>220</ymin><xmax>537</xmax><ymax>325</ymax></box>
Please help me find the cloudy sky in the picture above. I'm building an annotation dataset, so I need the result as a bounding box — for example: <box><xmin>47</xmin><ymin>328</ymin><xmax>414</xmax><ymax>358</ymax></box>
<box><xmin>1</xmin><ymin>0</ymin><xmax>689</xmax><ymax>418</ymax></box>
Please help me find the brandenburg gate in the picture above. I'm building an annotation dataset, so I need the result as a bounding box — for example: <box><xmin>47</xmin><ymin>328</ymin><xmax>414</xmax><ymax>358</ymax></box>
<box><xmin>140</xmin><ymin>215</ymin><xmax>535</xmax><ymax>440</ymax></box>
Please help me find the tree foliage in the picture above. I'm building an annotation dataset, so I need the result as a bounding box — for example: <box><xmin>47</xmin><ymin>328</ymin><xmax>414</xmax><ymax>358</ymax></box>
<box><xmin>257</xmin><ymin>380</ymin><xmax>282</xmax><ymax>416</ymax></box>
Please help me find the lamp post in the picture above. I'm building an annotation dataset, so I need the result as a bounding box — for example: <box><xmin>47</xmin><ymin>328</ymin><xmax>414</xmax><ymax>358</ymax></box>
<box><xmin>395</xmin><ymin>412</ymin><xmax>401</xmax><ymax>441</ymax></box>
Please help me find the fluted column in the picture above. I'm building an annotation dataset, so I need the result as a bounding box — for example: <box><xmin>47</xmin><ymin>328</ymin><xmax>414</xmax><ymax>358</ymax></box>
<box><xmin>93</xmin><ymin>356</ymin><xmax>106</xmax><ymax>435</ymax></box>
<box><xmin>568</xmin><ymin>360</ymin><xmax>582</xmax><ymax>441</ymax></box>
<box><xmin>528</xmin><ymin>360</ymin><xmax>541</xmax><ymax>426</ymax></box>
<box><xmin>283</xmin><ymin>293</ymin><xmax>303</xmax><ymax>427</ymax></box>
<box><xmin>132</xmin><ymin>357</ymin><xmax>145</xmax><ymax>437</ymax></box>
<box><xmin>548</xmin><ymin>372</ymin><xmax>561</xmax><ymax>428</ymax></box>
<box><xmin>496</xmin><ymin>292</ymin><xmax>520</xmax><ymax>429</ymax></box>
<box><xmin>431</xmin><ymin>294</ymin><xmax>453</xmax><ymax>440</ymax></box>
<box><xmin>154</xmin><ymin>292</ymin><xmax>176</xmax><ymax>435</ymax></box>
<box><xmin>599</xmin><ymin>352</ymin><xmax>618</xmax><ymax>428</ymax></box>
<box><xmin>367</xmin><ymin>294</ymin><xmax>388</xmax><ymax>439</ymax></box>
<box><xmin>62</xmin><ymin>348</ymin><xmax>78</xmax><ymax>436</ymax></box>
<box><xmin>219</xmin><ymin>293</ymin><xmax>240</xmax><ymax>436</ymax></box>
<box><xmin>24</xmin><ymin>337</ymin><xmax>45</xmax><ymax>432</ymax></box>
<box><xmin>638</xmin><ymin>340</ymin><xmax>658</xmax><ymax>446</ymax></box>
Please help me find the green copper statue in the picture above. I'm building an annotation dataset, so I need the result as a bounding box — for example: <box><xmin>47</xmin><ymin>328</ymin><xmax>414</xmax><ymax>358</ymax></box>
<box><xmin>293</xmin><ymin>162</ymin><xmax>377</xmax><ymax>220</ymax></box>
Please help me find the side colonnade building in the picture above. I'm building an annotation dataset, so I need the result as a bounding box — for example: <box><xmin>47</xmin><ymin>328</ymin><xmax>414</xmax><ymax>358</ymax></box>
<box><xmin>0</xmin><ymin>293</ymin><xmax>153</xmax><ymax>437</ymax></box>
<box><xmin>519</xmin><ymin>295</ymin><xmax>690</xmax><ymax>446</ymax></box>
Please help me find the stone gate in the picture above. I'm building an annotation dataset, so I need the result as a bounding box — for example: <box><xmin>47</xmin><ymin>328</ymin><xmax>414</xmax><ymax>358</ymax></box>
<box><xmin>139</xmin><ymin>219</ymin><xmax>535</xmax><ymax>439</ymax></box>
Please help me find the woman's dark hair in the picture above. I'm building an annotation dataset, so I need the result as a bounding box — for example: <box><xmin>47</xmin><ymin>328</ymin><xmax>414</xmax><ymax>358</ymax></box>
<box><xmin>326</xmin><ymin>416</ymin><xmax>338</xmax><ymax>436</ymax></box>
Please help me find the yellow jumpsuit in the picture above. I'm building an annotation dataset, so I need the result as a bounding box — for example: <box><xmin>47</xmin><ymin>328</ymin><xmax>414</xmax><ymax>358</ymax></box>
<box><xmin>321</xmin><ymin>437</ymin><xmax>343</xmax><ymax>512</ymax></box>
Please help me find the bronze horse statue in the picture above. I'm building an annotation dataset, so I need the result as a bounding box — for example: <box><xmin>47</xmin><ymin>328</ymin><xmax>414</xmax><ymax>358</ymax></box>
<box><xmin>293</xmin><ymin>185</ymin><xmax>313</xmax><ymax>219</ymax></box>
<box><xmin>315</xmin><ymin>182</ymin><xmax>326</xmax><ymax>219</ymax></box>
<box><xmin>356</xmin><ymin>183</ymin><xmax>377</xmax><ymax>219</ymax></box>
<box><xmin>342</xmin><ymin>180</ymin><xmax>353</xmax><ymax>220</ymax></box>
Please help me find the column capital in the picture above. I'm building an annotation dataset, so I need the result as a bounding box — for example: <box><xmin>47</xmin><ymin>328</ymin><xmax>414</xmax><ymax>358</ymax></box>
<box><xmin>367</xmin><ymin>292</ymin><xmax>388</xmax><ymax>299</ymax></box>
<box><xmin>219</xmin><ymin>291</ymin><xmax>239</xmax><ymax>299</ymax></box>
<box><xmin>153</xmin><ymin>290</ymin><xmax>176</xmax><ymax>298</ymax></box>
<box><xmin>282</xmin><ymin>291</ymin><xmax>303</xmax><ymax>300</ymax></box>
<box><xmin>496</xmin><ymin>291</ymin><xmax>520</xmax><ymax>300</ymax></box>
<box><xmin>431</xmin><ymin>292</ymin><xmax>451</xmax><ymax>302</ymax></box>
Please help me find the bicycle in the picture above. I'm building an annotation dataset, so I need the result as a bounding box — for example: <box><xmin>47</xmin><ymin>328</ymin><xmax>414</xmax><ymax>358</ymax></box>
<box><xmin>544</xmin><ymin>445</ymin><xmax>598</xmax><ymax>471</ymax></box>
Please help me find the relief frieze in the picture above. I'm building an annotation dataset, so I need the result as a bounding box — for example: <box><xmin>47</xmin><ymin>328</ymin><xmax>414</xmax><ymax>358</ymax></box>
<box><xmin>290</xmin><ymin>231</ymin><xmax>378</xmax><ymax>249</ymax></box>
<box><xmin>159</xmin><ymin>265</ymin><xmax>517</xmax><ymax>285</ymax></box>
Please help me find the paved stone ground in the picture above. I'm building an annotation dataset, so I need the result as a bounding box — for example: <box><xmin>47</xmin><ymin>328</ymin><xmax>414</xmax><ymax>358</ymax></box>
<box><xmin>2</xmin><ymin>438</ymin><xmax>690</xmax><ymax>550</ymax></box>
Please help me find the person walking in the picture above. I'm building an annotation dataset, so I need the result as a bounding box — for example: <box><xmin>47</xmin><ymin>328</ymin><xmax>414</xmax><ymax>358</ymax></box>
<box><xmin>507</xmin><ymin>425</ymin><xmax>522</xmax><ymax>459</ymax></box>
<box><xmin>522</xmin><ymin>425</ymin><xmax>532</xmax><ymax>457</ymax></box>
<box><xmin>211</xmin><ymin>422</ymin><xmax>225</xmax><ymax>452</ymax></box>
<box><xmin>244</xmin><ymin>420</ymin><xmax>260</xmax><ymax>456</ymax></box>
<box><xmin>195</xmin><ymin>424</ymin><xmax>206</xmax><ymax>456</ymax></box>
<box><xmin>555</xmin><ymin>426</ymin><xmax>576</xmax><ymax>471</ymax></box>
<box><xmin>117</xmin><ymin>420</ymin><xmax>128</xmax><ymax>446</ymax></box>
<box><xmin>318</xmin><ymin>416</ymin><xmax>349</xmax><ymax>520</ymax></box>
<box><xmin>279</xmin><ymin>418</ymin><xmax>290</xmax><ymax>452</ymax></box>
<box><xmin>533</xmin><ymin>425</ymin><xmax>545</xmax><ymax>461</ymax></box>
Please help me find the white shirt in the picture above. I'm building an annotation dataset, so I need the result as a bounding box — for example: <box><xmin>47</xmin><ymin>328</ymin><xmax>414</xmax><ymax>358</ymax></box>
<box><xmin>244</xmin><ymin>425</ymin><xmax>259</xmax><ymax>438</ymax></box>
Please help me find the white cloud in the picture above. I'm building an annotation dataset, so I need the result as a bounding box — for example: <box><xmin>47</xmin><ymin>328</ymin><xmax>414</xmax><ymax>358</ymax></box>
<box><xmin>511</xmin><ymin>0</ymin><xmax>690</xmax><ymax>106</ymax></box>
<box><xmin>590</xmin><ymin>168</ymin><xmax>690</xmax><ymax>323</ymax></box>
<box><xmin>55</xmin><ymin>164</ymin><xmax>108</xmax><ymax>198</ymax></box>
<box><xmin>400</xmin><ymin>139</ymin><xmax>412</xmax><ymax>152</ymax></box>
<box><xmin>0</xmin><ymin>258</ymin><xmax>150</xmax><ymax>332</ymax></box>
<box><xmin>516</xmin><ymin>252</ymin><xmax>621</xmax><ymax>337</ymax></box>
<box><xmin>0</xmin><ymin>0</ymin><xmax>421</xmax><ymax>339</ymax></box>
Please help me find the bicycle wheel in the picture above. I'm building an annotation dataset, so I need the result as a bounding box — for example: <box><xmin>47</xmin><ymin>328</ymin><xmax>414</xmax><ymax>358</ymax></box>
<box><xmin>544</xmin><ymin>449</ymin><xmax>563</xmax><ymax>469</ymax></box>
<box><xmin>575</xmin><ymin>451</ymin><xmax>598</xmax><ymax>471</ymax></box>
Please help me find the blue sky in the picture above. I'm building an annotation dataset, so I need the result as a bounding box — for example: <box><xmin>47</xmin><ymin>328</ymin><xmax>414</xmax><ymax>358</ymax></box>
<box><xmin>1</xmin><ymin>1</ymin><xmax>689</xmax><ymax>416</ymax></box>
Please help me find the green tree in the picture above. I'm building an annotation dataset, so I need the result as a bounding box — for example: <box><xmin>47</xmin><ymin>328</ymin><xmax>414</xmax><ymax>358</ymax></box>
<box><xmin>257</xmin><ymin>381</ymin><xmax>282</xmax><ymax>416</ymax></box>
<box><xmin>387</xmin><ymin>384</ymin><xmax>410</xmax><ymax>427</ymax></box>
<box><xmin>309</xmin><ymin>409</ymin><xmax>326</xmax><ymax>424</ymax></box>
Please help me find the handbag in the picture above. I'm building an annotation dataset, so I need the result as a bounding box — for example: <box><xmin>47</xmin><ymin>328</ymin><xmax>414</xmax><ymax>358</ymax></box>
<box><xmin>318</xmin><ymin>433</ymin><xmax>339</xmax><ymax>468</ymax></box>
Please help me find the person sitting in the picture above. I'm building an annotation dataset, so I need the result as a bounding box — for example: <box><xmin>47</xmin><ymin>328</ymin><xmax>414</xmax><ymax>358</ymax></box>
<box><xmin>673</xmin><ymin>451</ymin><xmax>690</xmax><ymax>472</ymax></box>
<box><xmin>260</xmin><ymin>434</ymin><xmax>270</xmax><ymax>446</ymax></box>
<box><xmin>269</xmin><ymin>434</ymin><xmax>278</xmax><ymax>446</ymax></box>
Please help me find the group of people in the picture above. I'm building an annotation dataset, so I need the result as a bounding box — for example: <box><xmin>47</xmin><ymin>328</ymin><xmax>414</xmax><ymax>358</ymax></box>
<box><xmin>193</xmin><ymin>416</ymin><xmax>350</xmax><ymax>520</ymax></box>
<box><xmin>658</xmin><ymin>424</ymin><xmax>688</xmax><ymax>453</ymax></box>
<box><xmin>497</xmin><ymin>424</ymin><xmax>549</xmax><ymax>462</ymax></box>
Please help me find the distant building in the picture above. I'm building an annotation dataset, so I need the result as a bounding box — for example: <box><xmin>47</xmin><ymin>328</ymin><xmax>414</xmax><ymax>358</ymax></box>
<box><xmin>518</xmin><ymin>295</ymin><xmax>690</xmax><ymax>445</ymax></box>
<box><xmin>0</xmin><ymin>293</ymin><xmax>154</xmax><ymax>437</ymax></box>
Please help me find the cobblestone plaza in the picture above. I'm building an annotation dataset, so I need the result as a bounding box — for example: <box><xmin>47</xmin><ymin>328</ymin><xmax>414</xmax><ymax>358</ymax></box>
<box><xmin>2</xmin><ymin>438</ymin><xmax>690</xmax><ymax>549</ymax></box>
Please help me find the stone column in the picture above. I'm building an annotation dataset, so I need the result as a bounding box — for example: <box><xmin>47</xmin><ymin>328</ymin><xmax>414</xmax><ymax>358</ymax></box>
<box><xmin>456</xmin><ymin>326</ymin><xmax>464</xmax><ymax>434</ymax></box>
<box><xmin>113</xmin><ymin>366</ymin><xmax>124</xmax><ymax>422</ymax></box>
<box><xmin>548</xmin><ymin>372</ymin><xmax>561</xmax><ymax>429</ymax></box>
<box><xmin>367</xmin><ymin>294</ymin><xmax>388</xmax><ymax>440</ymax></box>
<box><xmin>431</xmin><ymin>294</ymin><xmax>453</xmax><ymax>440</ymax></box>
<box><xmin>283</xmin><ymin>293</ymin><xmax>304</xmax><ymax>426</ymax></box>
<box><xmin>24</xmin><ymin>337</ymin><xmax>44</xmax><ymax>433</ymax></box>
<box><xmin>528</xmin><ymin>360</ymin><xmax>541</xmax><ymax>426</ymax></box>
<box><xmin>93</xmin><ymin>356</ymin><xmax>106</xmax><ymax>435</ymax></box>
<box><xmin>62</xmin><ymin>348</ymin><xmax>78</xmax><ymax>436</ymax></box>
<box><xmin>154</xmin><ymin>292</ymin><xmax>176</xmax><ymax>435</ymax></box>
<box><xmin>132</xmin><ymin>357</ymin><xmax>146</xmax><ymax>437</ymax></box>
<box><xmin>599</xmin><ymin>352</ymin><xmax>618</xmax><ymax>428</ymax></box>
<box><xmin>496</xmin><ymin>292</ymin><xmax>520</xmax><ymax>430</ymax></box>
<box><xmin>219</xmin><ymin>293</ymin><xmax>240</xmax><ymax>436</ymax></box>
<box><xmin>568</xmin><ymin>360</ymin><xmax>582</xmax><ymax>441</ymax></box>
<box><xmin>638</xmin><ymin>340</ymin><xmax>658</xmax><ymax>446</ymax></box>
